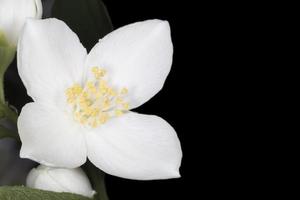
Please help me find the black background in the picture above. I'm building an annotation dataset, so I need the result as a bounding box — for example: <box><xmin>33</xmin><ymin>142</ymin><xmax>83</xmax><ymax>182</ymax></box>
<box><xmin>104</xmin><ymin>1</ymin><xmax>189</xmax><ymax>199</ymax></box>
<box><xmin>4</xmin><ymin>0</ymin><xmax>196</xmax><ymax>199</ymax></box>
<box><xmin>99</xmin><ymin>1</ymin><xmax>194</xmax><ymax>199</ymax></box>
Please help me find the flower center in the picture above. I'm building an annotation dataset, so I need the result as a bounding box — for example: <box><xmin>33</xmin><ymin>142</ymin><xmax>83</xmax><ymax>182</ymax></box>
<box><xmin>65</xmin><ymin>67</ymin><xmax>129</xmax><ymax>128</ymax></box>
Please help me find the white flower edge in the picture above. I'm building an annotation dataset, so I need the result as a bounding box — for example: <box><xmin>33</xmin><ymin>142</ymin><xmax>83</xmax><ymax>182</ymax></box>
<box><xmin>27</xmin><ymin>165</ymin><xmax>96</xmax><ymax>198</ymax></box>
<box><xmin>18</xmin><ymin>18</ymin><xmax>182</xmax><ymax>180</ymax></box>
<box><xmin>0</xmin><ymin>0</ymin><xmax>42</xmax><ymax>46</ymax></box>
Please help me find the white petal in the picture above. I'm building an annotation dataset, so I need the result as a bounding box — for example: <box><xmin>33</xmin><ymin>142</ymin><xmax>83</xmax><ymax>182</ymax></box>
<box><xmin>27</xmin><ymin>165</ymin><xmax>95</xmax><ymax>198</ymax></box>
<box><xmin>85</xmin><ymin>19</ymin><xmax>173</xmax><ymax>109</ymax></box>
<box><xmin>0</xmin><ymin>0</ymin><xmax>43</xmax><ymax>46</ymax></box>
<box><xmin>18</xmin><ymin>102</ymin><xmax>87</xmax><ymax>168</ymax></box>
<box><xmin>86</xmin><ymin>112</ymin><xmax>182</xmax><ymax>180</ymax></box>
<box><xmin>17</xmin><ymin>18</ymin><xmax>87</xmax><ymax>105</ymax></box>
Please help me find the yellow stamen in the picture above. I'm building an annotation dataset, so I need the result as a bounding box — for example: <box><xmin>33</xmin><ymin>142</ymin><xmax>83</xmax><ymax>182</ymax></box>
<box><xmin>120</xmin><ymin>88</ymin><xmax>128</xmax><ymax>95</ymax></box>
<box><xmin>115</xmin><ymin>110</ymin><xmax>123</xmax><ymax>117</ymax></box>
<box><xmin>65</xmin><ymin>67</ymin><xmax>129</xmax><ymax>128</ymax></box>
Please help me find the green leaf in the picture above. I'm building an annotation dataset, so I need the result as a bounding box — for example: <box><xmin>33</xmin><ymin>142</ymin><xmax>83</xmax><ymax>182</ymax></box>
<box><xmin>0</xmin><ymin>186</ymin><xmax>92</xmax><ymax>200</ymax></box>
<box><xmin>52</xmin><ymin>0</ymin><xmax>113</xmax><ymax>51</ymax></box>
<box><xmin>83</xmin><ymin>161</ymin><xmax>109</xmax><ymax>200</ymax></box>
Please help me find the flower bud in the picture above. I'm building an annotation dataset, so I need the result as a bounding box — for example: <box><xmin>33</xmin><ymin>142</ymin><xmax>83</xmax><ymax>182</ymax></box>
<box><xmin>0</xmin><ymin>0</ymin><xmax>43</xmax><ymax>47</ymax></box>
<box><xmin>26</xmin><ymin>165</ymin><xmax>95</xmax><ymax>198</ymax></box>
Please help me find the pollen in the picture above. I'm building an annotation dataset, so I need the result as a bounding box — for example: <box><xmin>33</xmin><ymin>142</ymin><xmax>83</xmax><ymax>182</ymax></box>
<box><xmin>65</xmin><ymin>67</ymin><xmax>129</xmax><ymax>128</ymax></box>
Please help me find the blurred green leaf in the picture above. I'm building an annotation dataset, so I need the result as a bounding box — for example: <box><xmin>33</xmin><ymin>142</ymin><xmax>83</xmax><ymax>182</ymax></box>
<box><xmin>0</xmin><ymin>186</ymin><xmax>92</xmax><ymax>200</ymax></box>
<box><xmin>0</xmin><ymin>126</ymin><xmax>18</xmax><ymax>140</ymax></box>
<box><xmin>52</xmin><ymin>0</ymin><xmax>113</xmax><ymax>51</ymax></box>
<box><xmin>0</xmin><ymin>32</ymin><xmax>18</xmax><ymax>131</ymax></box>
<box><xmin>0</xmin><ymin>32</ymin><xmax>16</xmax><ymax>104</ymax></box>
<box><xmin>83</xmin><ymin>161</ymin><xmax>108</xmax><ymax>200</ymax></box>
<box><xmin>0</xmin><ymin>46</ymin><xmax>15</xmax><ymax>77</ymax></box>
<box><xmin>0</xmin><ymin>126</ymin><xmax>11</xmax><ymax>139</ymax></box>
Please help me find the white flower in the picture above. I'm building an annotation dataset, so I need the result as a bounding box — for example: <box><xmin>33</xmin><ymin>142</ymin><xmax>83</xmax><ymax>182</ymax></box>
<box><xmin>26</xmin><ymin>165</ymin><xmax>95</xmax><ymax>198</ymax></box>
<box><xmin>0</xmin><ymin>0</ymin><xmax>42</xmax><ymax>46</ymax></box>
<box><xmin>17</xmin><ymin>18</ymin><xmax>182</xmax><ymax>180</ymax></box>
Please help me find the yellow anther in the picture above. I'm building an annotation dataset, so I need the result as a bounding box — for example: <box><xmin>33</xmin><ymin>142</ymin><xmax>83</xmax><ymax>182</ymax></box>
<box><xmin>83</xmin><ymin>107</ymin><xmax>92</xmax><ymax>116</ymax></box>
<box><xmin>91</xmin><ymin>108</ymin><xmax>100</xmax><ymax>117</ymax></box>
<box><xmin>72</xmin><ymin>84</ymin><xmax>83</xmax><ymax>94</ymax></box>
<box><xmin>92</xmin><ymin>67</ymin><xmax>106</xmax><ymax>79</ymax></box>
<box><xmin>82</xmin><ymin>91</ymin><xmax>88</xmax><ymax>98</ymax></box>
<box><xmin>86</xmin><ymin>82</ymin><xmax>97</xmax><ymax>94</ymax></box>
<box><xmin>115</xmin><ymin>110</ymin><xmax>123</xmax><ymax>117</ymax></box>
<box><xmin>91</xmin><ymin>66</ymin><xmax>99</xmax><ymax>73</ymax></box>
<box><xmin>65</xmin><ymin>66</ymin><xmax>130</xmax><ymax>128</ymax></box>
<box><xmin>90</xmin><ymin>119</ymin><xmax>99</xmax><ymax>128</ymax></box>
<box><xmin>102</xmin><ymin>98</ymin><xmax>111</xmax><ymax>110</ymax></box>
<box><xmin>120</xmin><ymin>88</ymin><xmax>128</xmax><ymax>95</ymax></box>
<box><xmin>99</xmin><ymin>113</ymin><xmax>109</xmax><ymax>124</ymax></box>
<box><xmin>87</xmin><ymin>81</ymin><xmax>94</xmax><ymax>88</ymax></box>
<box><xmin>108</xmin><ymin>88</ymin><xmax>117</xmax><ymax>97</ymax></box>
<box><xmin>99</xmin><ymin>80</ymin><xmax>107</xmax><ymax>88</ymax></box>
<box><xmin>100</xmin><ymin>87</ymin><xmax>108</xmax><ymax>94</ymax></box>
<box><xmin>67</xmin><ymin>97</ymin><xmax>75</xmax><ymax>104</ymax></box>
<box><xmin>80</xmin><ymin>117</ymin><xmax>88</xmax><ymax>124</ymax></box>
<box><xmin>122</xmin><ymin>103</ymin><xmax>129</xmax><ymax>110</ymax></box>
<box><xmin>115</xmin><ymin>97</ymin><xmax>123</xmax><ymax>104</ymax></box>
